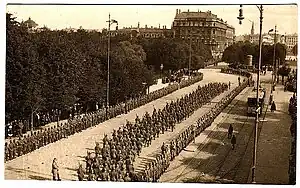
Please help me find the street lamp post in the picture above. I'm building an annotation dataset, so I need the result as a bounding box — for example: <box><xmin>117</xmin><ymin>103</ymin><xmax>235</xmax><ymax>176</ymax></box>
<box><xmin>106</xmin><ymin>14</ymin><xmax>118</xmax><ymax>110</ymax></box>
<box><xmin>238</xmin><ymin>4</ymin><xmax>263</xmax><ymax>183</ymax></box>
<box><xmin>160</xmin><ymin>64</ymin><xmax>164</xmax><ymax>79</ymax></box>
<box><xmin>268</xmin><ymin>25</ymin><xmax>277</xmax><ymax>94</ymax></box>
<box><xmin>189</xmin><ymin>35</ymin><xmax>192</xmax><ymax>78</ymax></box>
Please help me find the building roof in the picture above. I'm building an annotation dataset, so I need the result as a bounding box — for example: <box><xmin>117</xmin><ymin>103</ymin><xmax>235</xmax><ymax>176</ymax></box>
<box><xmin>175</xmin><ymin>11</ymin><xmax>217</xmax><ymax>19</ymax></box>
<box><xmin>174</xmin><ymin>10</ymin><xmax>234</xmax><ymax>29</ymax></box>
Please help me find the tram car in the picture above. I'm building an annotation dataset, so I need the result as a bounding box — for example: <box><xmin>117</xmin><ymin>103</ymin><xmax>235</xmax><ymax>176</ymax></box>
<box><xmin>247</xmin><ymin>87</ymin><xmax>266</xmax><ymax>116</ymax></box>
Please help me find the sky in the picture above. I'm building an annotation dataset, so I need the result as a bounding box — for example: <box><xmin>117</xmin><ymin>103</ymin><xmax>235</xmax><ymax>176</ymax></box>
<box><xmin>6</xmin><ymin>4</ymin><xmax>298</xmax><ymax>36</ymax></box>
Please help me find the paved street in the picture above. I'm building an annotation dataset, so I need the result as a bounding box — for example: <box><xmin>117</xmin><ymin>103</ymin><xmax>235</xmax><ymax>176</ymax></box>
<box><xmin>5</xmin><ymin>69</ymin><xmax>239</xmax><ymax>180</ymax></box>
<box><xmin>134</xmin><ymin>78</ymin><xmax>239</xmax><ymax>173</ymax></box>
<box><xmin>159</xmin><ymin>71</ymin><xmax>292</xmax><ymax>184</ymax></box>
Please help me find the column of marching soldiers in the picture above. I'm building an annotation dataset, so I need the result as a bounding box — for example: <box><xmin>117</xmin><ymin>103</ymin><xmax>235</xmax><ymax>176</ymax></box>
<box><xmin>4</xmin><ymin>74</ymin><xmax>203</xmax><ymax>162</ymax></box>
<box><xmin>80</xmin><ymin>82</ymin><xmax>236</xmax><ymax>181</ymax></box>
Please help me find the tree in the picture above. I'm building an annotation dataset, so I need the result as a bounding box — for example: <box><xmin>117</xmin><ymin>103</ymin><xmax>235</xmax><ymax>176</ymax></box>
<box><xmin>222</xmin><ymin>41</ymin><xmax>287</xmax><ymax>67</ymax></box>
<box><xmin>21</xmin><ymin>17</ymin><xmax>38</xmax><ymax>29</ymax></box>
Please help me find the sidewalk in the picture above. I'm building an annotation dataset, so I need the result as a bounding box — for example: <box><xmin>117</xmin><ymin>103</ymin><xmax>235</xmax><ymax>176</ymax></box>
<box><xmin>250</xmin><ymin>85</ymin><xmax>293</xmax><ymax>184</ymax></box>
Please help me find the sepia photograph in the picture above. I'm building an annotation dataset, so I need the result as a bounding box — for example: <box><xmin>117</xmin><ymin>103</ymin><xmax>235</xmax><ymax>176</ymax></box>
<box><xmin>4</xmin><ymin>2</ymin><xmax>298</xmax><ymax>185</ymax></box>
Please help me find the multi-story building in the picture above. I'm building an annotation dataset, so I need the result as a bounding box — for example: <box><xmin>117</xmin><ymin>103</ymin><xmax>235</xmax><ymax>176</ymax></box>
<box><xmin>283</xmin><ymin>33</ymin><xmax>298</xmax><ymax>52</ymax></box>
<box><xmin>172</xmin><ymin>9</ymin><xmax>235</xmax><ymax>59</ymax></box>
<box><xmin>110</xmin><ymin>23</ymin><xmax>173</xmax><ymax>39</ymax></box>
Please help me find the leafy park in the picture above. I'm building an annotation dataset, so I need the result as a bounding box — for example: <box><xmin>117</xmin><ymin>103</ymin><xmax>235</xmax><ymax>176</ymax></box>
<box><xmin>6</xmin><ymin>13</ymin><xmax>212</xmax><ymax>125</ymax></box>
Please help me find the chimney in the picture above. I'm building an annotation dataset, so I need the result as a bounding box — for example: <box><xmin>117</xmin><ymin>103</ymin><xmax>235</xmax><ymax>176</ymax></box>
<box><xmin>176</xmin><ymin>9</ymin><xmax>178</xmax><ymax>15</ymax></box>
<box><xmin>198</xmin><ymin>9</ymin><xmax>199</xmax><ymax>12</ymax></box>
<box><xmin>159</xmin><ymin>24</ymin><xmax>160</xmax><ymax>29</ymax></box>
<box><xmin>138</xmin><ymin>22</ymin><xmax>140</xmax><ymax>28</ymax></box>
<box><xmin>188</xmin><ymin>9</ymin><xmax>189</xmax><ymax>12</ymax></box>
<box><xmin>179</xmin><ymin>9</ymin><xmax>181</xmax><ymax>14</ymax></box>
<box><xmin>151</xmin><ymin>26</ymin><xmax>153</xmax><ymax>29</ymax></box>
<box><xmin>145</xmin><ymin>25</ymin><xmax>147</xmax><ymax>28</ymax></box>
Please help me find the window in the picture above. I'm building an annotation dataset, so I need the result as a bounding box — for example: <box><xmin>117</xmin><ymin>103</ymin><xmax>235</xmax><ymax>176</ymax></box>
<box><xmin>213</xmin><ymin>30</ymin><xmax>215</xmax><ymax>34</ymax></box>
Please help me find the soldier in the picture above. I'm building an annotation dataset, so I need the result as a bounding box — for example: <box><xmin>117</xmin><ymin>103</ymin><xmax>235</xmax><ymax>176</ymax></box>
<box><xmin>86</xmin><ymin>152</ymin><xmax>92</xmax><ymax>173</ymax></box>
<box><xmin>124</xmin><ymin>172</ymin><xmax>131</xmax><ymax>182</ymax></box>
<box><xmin>5</xmin><ymin>142</ymin><xmax>9</xmax><ymax>162</ymax></box>
<box><xmin>17</xmin><ymin>137</ymin><xmax>24</xmax><ymax>157</ymax></box>
<box><xmin>52</xmin><ymin>158</ymin><xmax>61</xmax><ymax>181</ymax></box>
<box><xmin>101</xmin><ymin>168</ymin><xmax>109</xmax><ymax>181</ymax></box>
<box><xmin>161</xmin><ymin>142</ymin><xmax>167</xmax><ymax>156</ymax></box>
<box><xmin>109</xmin><ymin>165</ymin><xmax>117</xmax><ymax>181</ymax></box>
<box><xmin>231</xmin><ymin>135</ymin><xmax>236</xmax><ymax>150</ymax></box>
<box><xmin>228</xmin><ymin>124</ymin><xmax>233</xmax><ymax>139</ymax></box>
<box><xmin>77</xmin><ymin>163</ymin><xmax>85</xmax><ymax>181</ymax></box>
<box><xmin>95</xmin><ymin>142</ymin><xmax>101</xmax><ymax>157</ymax></box>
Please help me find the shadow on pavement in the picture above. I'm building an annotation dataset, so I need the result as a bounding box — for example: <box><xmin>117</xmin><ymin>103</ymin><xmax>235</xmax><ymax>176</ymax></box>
<box><xmin>28</xmin><ymin>175</ymin><xmax>51</xmax><ymax>180</ymax></box>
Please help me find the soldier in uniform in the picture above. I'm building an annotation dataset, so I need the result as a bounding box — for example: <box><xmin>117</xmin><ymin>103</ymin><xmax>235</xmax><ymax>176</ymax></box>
<box><xmin>228</xmin><ymin>124</ymin><xmax>233</xmax><ymax>139</ymax></box>
<box><xmin>161</xmin><ymin>142</ymin><xmax>167</xmax><ymax>157</ymax></box>
<box><xmin>124</xmin><ymin>172</ymin><xmax>131</xmax><ymax>182</ymax></box>
<box><xmin>52</xmin><ymin>158</ymin><xmax>61</xmax><ymax>181</ymax></box>
<box><xmin>170</xmin><ymin>141</ymin><xmax>175</xmax><ymax>161</ymax></box>
<box><xmin>86</xmin><ymin>152</ymin><xmax>92</xmax><ymax>173</ymax></box>
<box><xmin>231</xmin><ymin>135</ymin><xmax>237</xmax><ymax>150</ymax></box>
<box><xmin>77</xmin><ymin>163</ymin><xmax>85</xmax><ymax>181</ymax></box>
<box><xmin>95</xmin><ymin>142</ymin><xmax>101</xmax><ymax>157</ymax></box>
<box><xmin>101</xmin><ymin>168</ymin><xmax>109</xmax><ymax>181</ymax></box>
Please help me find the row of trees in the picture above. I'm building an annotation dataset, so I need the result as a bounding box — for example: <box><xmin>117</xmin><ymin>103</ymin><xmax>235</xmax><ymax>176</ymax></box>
<box><xmin>222</xmin><ymin>41</ymin><xmax>287</xmax><ymax>67</ymax></box>
<box><xmin>6</xmin><ymin>13</ymin><xmax>212</xmax><ymax>123</ymax></box>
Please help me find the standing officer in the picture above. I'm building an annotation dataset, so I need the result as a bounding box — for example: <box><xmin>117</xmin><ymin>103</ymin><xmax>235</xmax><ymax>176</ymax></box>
<box><xmin>52</xmin><ymin>158</ymin><xmax>61</xmax><ymax>181</ymax></box>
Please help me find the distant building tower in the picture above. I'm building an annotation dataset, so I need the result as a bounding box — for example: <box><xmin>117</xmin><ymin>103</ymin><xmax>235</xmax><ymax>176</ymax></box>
<box><xmin>251</xmin><ymin>22</ymin><xmax>254</xmax><ymax>35</ymax></box>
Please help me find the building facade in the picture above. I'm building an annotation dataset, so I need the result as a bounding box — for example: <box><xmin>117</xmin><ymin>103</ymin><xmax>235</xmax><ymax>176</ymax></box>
<box><xmin>283</xmin><ymin>34</ymin><xmax>298</xmax><ymax>52</ymax></box>
<box><xmin>110</xmin><ymin>23</ymin><xmax>173</xmax><ymax>39</ymax></box>
<box><xmin>172</xmin><ymin>9</ymin><xmax>235</xmax><ymax>59</ymax></box>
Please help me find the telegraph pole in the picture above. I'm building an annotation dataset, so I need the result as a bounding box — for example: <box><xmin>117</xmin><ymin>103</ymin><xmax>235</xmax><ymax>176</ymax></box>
<box><xmin>237</xmin><ymin>4</ymin><xmax>264</xmax><ymax>183</ymax></box>
<box><xmin>271</xmin><ymin>25</ymin><xmax>277</xmax><ymax>94</ymax></box>
<box><xmin>189</xmin><ymin>35</ymin><xmax>192</xmax><ymax>78</ymax></box>
<box><xmin>106</xmin><ymin>14</ymin><xmax>118</xmax><ymax>110</ymax></box>
<box><xmin>107</xmin><ymin>13</ymin><xmax>111</xmax><ymax>109</ymax></box>
<box><xmin>252</xmin><ymin>5</ymin><xmax>263</xmax><ymax>183</ymax></box>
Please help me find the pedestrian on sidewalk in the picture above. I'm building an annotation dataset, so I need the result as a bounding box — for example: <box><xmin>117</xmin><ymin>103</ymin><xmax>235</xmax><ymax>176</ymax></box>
<box><xmin>269</xmin><ymin>94</ymin><xmax>273</xmax><ymax>105</ymax></box>
<box><xmin>77</xmin><ymin>163</ymin><xmax>85</xmax><ymax>181</ymax></box>
<box><xmin>231</xmin><ymin>135</ymin><xmax>236</xmax><ymax>150</ymax></box>
<box><xmin>228</xmin><ymin>124</ymin><xmax>233</xmax><ymax>139</ymax></box>
<box><xmin>238</xmin><ymin>76</ymin><xmax>241</xmax><ymax>86</ymax></box>
<box><xmin>271</xmin><ymin>101</ymin><xmax>277</xmax><ymax>112</ymax></box>
<box><xmin>229</xmin><ymin>81</ymin><xmax>231</xmax><ymax>89</ymax></box>
<box><xmin>52</xmin><ymin>158</ymin><xmax>61</xmax><ymax>181</ymax></box>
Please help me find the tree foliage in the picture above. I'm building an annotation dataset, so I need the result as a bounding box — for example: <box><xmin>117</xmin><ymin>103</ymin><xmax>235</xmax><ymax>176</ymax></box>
<box><xmin>137</xmin><ymin>38</ymin><xmax>212</xmax><ymax>73</ymax></box>
<box><xmin>222</xmin><ymin>41</ymin><xmax>287</xmax><ymax>67</ymax></box>
<box><xmin>6</xmin><ymin>13</ymin><xmax>154</xmax><ymax>122</ymax></box>
<box><xmin>6</xmin><ymin>13</ymin><xmax>213</xmax><ymax>122</ymax></box>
